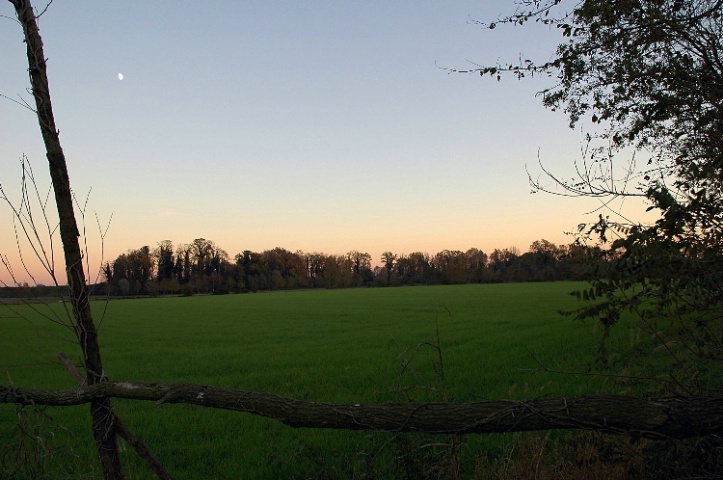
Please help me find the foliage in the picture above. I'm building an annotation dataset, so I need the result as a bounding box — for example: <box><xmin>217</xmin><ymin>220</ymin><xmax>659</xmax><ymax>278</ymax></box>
<box><xmin>473</xmin><ymin>0</ymin><xmax>723</xmax><ymax>397</ymax></box>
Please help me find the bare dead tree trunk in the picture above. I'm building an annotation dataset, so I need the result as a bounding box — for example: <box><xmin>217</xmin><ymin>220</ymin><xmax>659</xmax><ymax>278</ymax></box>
<box><xmin>7</xmin><ymin>1</ymin><xmax>123</xmax><ymax>478</ymax></box>
<box><xmin>1</xmin><ymin>381</ymin><xmax>721</xmax><ymax>439</ymax></box>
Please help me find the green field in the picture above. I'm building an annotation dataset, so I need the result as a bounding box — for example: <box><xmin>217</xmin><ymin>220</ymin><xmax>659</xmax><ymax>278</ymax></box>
<box><xmin>1</xmin><ymin>283</ymin><xmax>643</xmax><ymax>479</ymax></box>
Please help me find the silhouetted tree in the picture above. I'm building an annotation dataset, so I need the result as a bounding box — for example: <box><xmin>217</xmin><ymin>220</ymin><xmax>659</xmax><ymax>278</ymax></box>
<box><xmin>465</xmin><ymin>248</ymin><xmax>488</xmax><ymax>282</ymax></box>
<box><xmin>475</xmin><ymin>0</ymin><xmax>723</xmax><ymax>399</ymax></box>
<box><xmin>381</xmin><ymin>251</ymin><xmax>396</xmax><ymax>282</ymax></box>
<box><xmin>155</xmin><ymin>240</ymin><xmax>175</xmax><ymax>282</ymax></box>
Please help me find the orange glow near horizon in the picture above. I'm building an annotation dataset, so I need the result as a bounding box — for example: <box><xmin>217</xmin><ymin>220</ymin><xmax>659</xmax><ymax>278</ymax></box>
<box><xmin>0</xmin><ymin>1</ymin><xmax>657</xmax><ymax>288</ymax></box>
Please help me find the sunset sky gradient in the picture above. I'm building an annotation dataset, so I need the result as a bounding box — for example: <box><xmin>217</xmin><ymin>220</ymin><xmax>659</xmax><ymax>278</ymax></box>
<box><xmin>0</xmin><ymin>1</ymin><xmax>645</xmax><ymax>285</ymax></box>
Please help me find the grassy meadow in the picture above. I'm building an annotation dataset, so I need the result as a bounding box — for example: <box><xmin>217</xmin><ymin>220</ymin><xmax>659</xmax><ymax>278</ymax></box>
<box><xmin>1</xmin><ymin>282</ymin><xmax>649</xmax><ymax>479</ymax></box>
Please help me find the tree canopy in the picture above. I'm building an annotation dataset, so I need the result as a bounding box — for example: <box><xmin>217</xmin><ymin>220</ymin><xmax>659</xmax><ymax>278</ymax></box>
<box><xmin>472</xmin><ymin>0</ymin><xmax>723</xmax><ymax>397</ymax></box>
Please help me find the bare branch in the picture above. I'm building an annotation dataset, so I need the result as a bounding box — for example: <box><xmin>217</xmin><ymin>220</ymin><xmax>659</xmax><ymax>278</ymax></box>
<box><xmin>0</xmin><ymin>93</ymin><xmax>37</xmax><ymax>113</ymax></box>
<box><xmin>34</xmin><ymin>0</ymin><xmax>51</xmax><ymax>18</ymax></box>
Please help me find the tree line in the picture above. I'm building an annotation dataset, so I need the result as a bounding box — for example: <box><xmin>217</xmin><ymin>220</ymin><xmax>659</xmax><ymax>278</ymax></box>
<box><xmin>103</xmin><ymin>238</ymin><xmax>601</xmax><ymax>296</ymax></box>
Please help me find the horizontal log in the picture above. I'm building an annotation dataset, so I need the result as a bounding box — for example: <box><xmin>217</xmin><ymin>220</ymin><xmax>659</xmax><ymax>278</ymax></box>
<box><xmin>1</xmin><ymin>381</ymin><xmax>720</xmax><ymax>439</ymax></box>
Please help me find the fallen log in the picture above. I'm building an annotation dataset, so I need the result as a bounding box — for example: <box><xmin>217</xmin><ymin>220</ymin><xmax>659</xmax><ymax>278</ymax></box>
<box><xmin>1</xmin><ymin>381</ymin><xmax>721</xmax><ymax>439</ymax></box>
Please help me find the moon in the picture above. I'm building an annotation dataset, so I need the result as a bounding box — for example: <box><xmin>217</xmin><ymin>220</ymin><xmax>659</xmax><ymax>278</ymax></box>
<box><xmin>117</xmin><ymin>73</ymin><xmax>124</xmax><ymax>81</ymax></box>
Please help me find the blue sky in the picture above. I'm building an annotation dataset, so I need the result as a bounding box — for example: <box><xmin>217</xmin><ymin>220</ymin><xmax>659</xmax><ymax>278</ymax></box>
<box><xmin>0</xmin><ymin>1</ymin><xmax>637</xmax><ymax>285</ymax></box>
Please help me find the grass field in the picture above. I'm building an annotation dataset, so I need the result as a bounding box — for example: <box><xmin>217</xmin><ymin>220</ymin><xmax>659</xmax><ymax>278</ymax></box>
<box><xmin>1</xmin><ymin>282</ymin><xmax>645</xmax><ymax>479</ymax></box>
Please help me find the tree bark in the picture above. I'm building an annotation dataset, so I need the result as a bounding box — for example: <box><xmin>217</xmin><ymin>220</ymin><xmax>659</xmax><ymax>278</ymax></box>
<box><xmin>2</xmin><ymin>381</ymin><xmax>721</xmax><ymax>439</ymax></box>
<box><xmin>8</xmin><ymin>1</ymin><xmax>122</xmax><ymax>478</ymax></box>
<box><xmin>57</xmin><ymin>353</ymin><xmax>173</xmax><ymax>480</ymax></box>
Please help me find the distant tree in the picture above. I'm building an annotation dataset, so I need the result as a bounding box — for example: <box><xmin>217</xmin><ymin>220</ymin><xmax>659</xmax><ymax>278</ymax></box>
<box><xmin>395</xmin><ymin>251</ymin><xmax>433</xmax><ymax>285</ymax></box>
<box><xmin>206</xmin><ymin>242</ymin><xmax>228</xmax><ymax>293</ymax></box>
<box><xmin>103</xmin><ymin>262</ymin><xmax>113</xmax><ymax>285</ymax></box>
<box><xmin>126</xmin><ymin>246</ymin><xmax>152</xmax><ymax>294</ymax></box>
<box><xmin>263</xmin><ymin>247</ymin><xmax>306</xmax><ymax>288</ymax></box>
<box><xmin>323</xmin><ymin>255</ymin><xmax>342</xmax><ymax>288</ymax></box>
<box><xmin>227</xmin><ymin>254</ymin><xmax>244</xmax><ymax>292</ymax></box>
<box><xmin>191</xmin><ymin>238</ymin><xmax>211</xmax><ymax>277</ymax></box>
<box><xmin>465</xmin><ymin>248</ymin><xmax>488</xmax><ymax>282</ymax></box>
<box><xmin>155</xmin><ymin>240</ymin><xmax>175</xmax><ymax>282</ymax></box>
<box><xmin>175</xmin><ymin>243</ymin><xmax>193</xmax><ymax>284</ymax></box>
<box><xmin>488</xmin><ymin>247</ymin><xmax>520</xmax><ymax>281</ymax></box>
<box><xmin>334</xmin><ymin>255</ymin><xmax>353</xmax><ymax>288</ymax></box>
<box><xmin>291</xmin><ymin>250</ymin><xmax>309</xmax><ymax>288</ymax></box>
<box><xmin>527</xmin><ymin>239</ymin><xmax>561</xmax><ymax>281</ymax></box>
<box><xmin>347</xmin><ymin>250</ymin><xmax>372</xmax><ymax>273</ymax></box>
<box><xmin>394</xmin><ymin>254</ymin><xmax>410</xmax><ymax>284</ymax></box>
<box><xmin>107</xmin><ymin>248</ymin><xmax>153</xmax><ymax>295</ymax></box>
<box><xmin>432</xmin><ymin>250</ymin><xmax>467</xmax><ymax>284</ymax></box>
<box><xmin>346</xmin><ymin>250</ymin><xmax>372</xmax><ymax>286</ymax></box>
<box><xmin>239</xmin><ymin>250</ymin><xmax>268</xmax><ymax>292</ymax></box>
<box><xmin>557</xmin><ymin>243</ymin><xmax>604</xmax><ymax>280</ymax></box>
<box><xmin>305</xmin><ymin>252</ymin><xmax>326</xmax><ymax>287</ymax></box>
<box><xmin>529</xmin><ymin>239</ymin><xmax>557</xmax><ymax>260</ymax></box>
<box><xmin>110</xmin><ymin>254</ymin><xmax>129</xmax><ymax>294</ymax></box>
<box><xmin>381</xmin><ymin>251</ymin><xmax>396</xmax><ymax>282</ymax></box>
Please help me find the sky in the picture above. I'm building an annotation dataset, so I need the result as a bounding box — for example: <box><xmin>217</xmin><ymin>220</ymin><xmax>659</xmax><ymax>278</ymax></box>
<box><xmin>0</xmin><ymin>1</ymin><xmax>646</xmax><ymax>286</ymax></box>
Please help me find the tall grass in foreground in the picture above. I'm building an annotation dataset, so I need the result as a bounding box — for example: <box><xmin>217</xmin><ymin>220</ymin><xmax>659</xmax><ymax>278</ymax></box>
<box><xmin>1</xmin><ymin>283</ymin><xmax>651</xmax><ymax>479</ymax></box>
